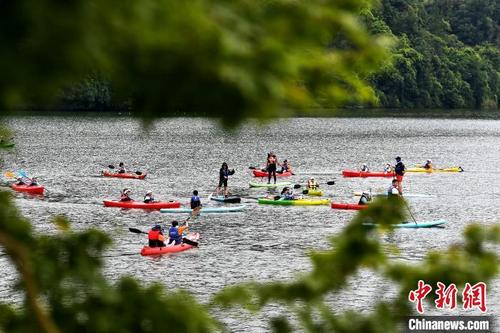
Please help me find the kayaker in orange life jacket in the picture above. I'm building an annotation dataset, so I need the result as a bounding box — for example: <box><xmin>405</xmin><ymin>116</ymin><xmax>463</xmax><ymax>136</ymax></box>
<box><xmin>148</xmin><ymin>225</ymin><xmax>166</xmax><ymax>247</ymax></box>
<box><xmin>120</xmin><ymin>188</ymin><xmax>132</xmax><ymax>201</ymax></box>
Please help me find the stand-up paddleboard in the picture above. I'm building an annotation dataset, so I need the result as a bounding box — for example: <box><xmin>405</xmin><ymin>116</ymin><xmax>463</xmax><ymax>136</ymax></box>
<box><xmin>160</xmin><ymin>205</ymin><xmax>246</xmax><ymax>214</ymax></box>
<box><xmin>362</xmin><ymin>220</ymin><xmax>446</xmax><ymax>228</ymax></box>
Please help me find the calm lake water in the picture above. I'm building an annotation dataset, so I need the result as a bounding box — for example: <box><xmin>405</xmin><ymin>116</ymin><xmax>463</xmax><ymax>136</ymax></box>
<box><xmin>1</xmin><ymin>116</ymin><xmax>499</xmax><ymax>331</ymax></box>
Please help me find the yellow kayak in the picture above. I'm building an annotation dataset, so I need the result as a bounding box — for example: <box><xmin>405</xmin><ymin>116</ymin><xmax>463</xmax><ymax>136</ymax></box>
<box><xmin>406</xmin><ymin>166</ymin><xmax>463</xmax><ymax>173</ymax></box>
<box><xmin>258</xmin><ymin>198</ymin><xmax>330</xmax><ymax>206</ymax></box>
<box><xmin>303</xmin><ymin>188</ymin><xmax>323</xmax><ymax>196</ymax></box>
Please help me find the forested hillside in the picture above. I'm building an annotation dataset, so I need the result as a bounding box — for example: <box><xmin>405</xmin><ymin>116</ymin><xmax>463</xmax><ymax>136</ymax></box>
<box><xmin>55</xmin><ymin>0</ymin><xmax>500</xmax><ymax>111</ymax></box>
<box><xmin>366</xmin><ymin>0</ymin><xmax>499</xmax><ymax>109</ymax></box>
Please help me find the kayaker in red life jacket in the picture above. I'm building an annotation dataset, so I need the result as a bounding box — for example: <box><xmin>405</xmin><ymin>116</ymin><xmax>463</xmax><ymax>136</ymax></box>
<box><xmin>143</xmin><ymin>190</ymin><xmax>155</xmax><ymax>203</ymax></box>
<box><xmin>120</xmin><ymin>188</ymin><xmax>132</xmax><ymax>201</ymax></box>
<box><xmin>148</xmin><ymin>225</ymin><xmax>166</xmax><ymax>247</ymax></box>
<box><xmin>360</xmin><ymin>163</ymin><xmax>369</xmax><ymax>172</ymax></box>
<box><xmin>394</xmin><ymin>156</ymin><xmax>405</xmax><ymax>193</ymax></box>
<box><xmin>118</xmin><ymin>162</ymin><xmax>126</xmax><ymax>174</ymax></box>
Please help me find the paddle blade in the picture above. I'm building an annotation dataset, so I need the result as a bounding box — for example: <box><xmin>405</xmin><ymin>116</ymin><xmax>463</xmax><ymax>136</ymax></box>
<box><xmin>182</xmin><ymin>238</ymin><xmax>198</xmax><ymax>247</ymax></box>
<box><xmin>248</xmin><ymin>166</ymin><xmax>257</xmax><ymax>169</ymax></box>
<box><xmin>135</xmin><ymin>171</ymin><xmax>142</xmax><ymax>175</ymax></box>
<box><xmin>302</xmin><ymin>189</ymin><xmax>309</xmax><ymax>194</ymax></box>
<box><xmin>293</xmin><ymin>184</ymin><xmax>301</xmax><ymax>189</ymax></box>
<box><xmin>128</xmin><ymin>228</ymin><xmax>145</xmax><ymax>234</ymax></box>
<box><xmin>4</xmin><ymin>171</ymin><xmax>15</xmax><ymax>179</ymax></box>
<box><xmin>326</xmin><ymin>181</ymin><xmax>335</xmax><ymax>185</ymax></box>
<box><xmin>108</xmin><ymin>165</ymin><xmax>115</xmax><ymax>169</ymax></box>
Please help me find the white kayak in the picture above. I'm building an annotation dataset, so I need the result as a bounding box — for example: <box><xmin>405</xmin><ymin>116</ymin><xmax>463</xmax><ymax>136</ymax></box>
<box><xmin>160</xmin><ymin>205</ymin><xmax>246</xmax><ymax>214</ymax></box>
<box><xmin>363</xmin><ymin>219</ymin><xmax>446</xmax><ymax>228</ymax></box>
<box><xmin>353</xmin><ymin>191</ymin><xmax>433</xmax><ymax>198</ymax></box>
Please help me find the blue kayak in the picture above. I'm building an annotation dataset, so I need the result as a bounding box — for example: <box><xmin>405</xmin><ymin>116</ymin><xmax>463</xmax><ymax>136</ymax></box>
<box><xmin>210</xmin><ymin>196</ymin><xmax>241</xmax><ymax>203</ymax></box>
<box><xmin>160</xmin><ymin>205</ymin><xmax>246</xmax><ymax>214</ymax></box>
<box><xmin>362</xmin><ymin>220</ymin><xmax>446</xmax><ymax>228</ymax></box>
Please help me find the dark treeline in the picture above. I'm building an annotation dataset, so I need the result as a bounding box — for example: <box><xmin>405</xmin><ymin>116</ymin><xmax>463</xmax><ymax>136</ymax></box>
<box><xmin>56</xmin><ymin>0</ymin><xmax>499</xmax><ymax>111</ymax></box>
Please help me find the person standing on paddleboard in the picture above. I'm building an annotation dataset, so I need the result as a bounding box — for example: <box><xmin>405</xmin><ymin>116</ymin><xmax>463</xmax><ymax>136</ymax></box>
<box><xmin>266</xmin><ymin>153</ymin><xmax>278</xmax><ymax>184</ymax></box>
<box><xmin>216</xmin><ymin>162</ymin><xmax>234</xmax><ymax>197</ymax></box>
<box><xmin>394</xmin><ymin>156</ymin><xmax>405</xmax><ymax>193</ymax></box>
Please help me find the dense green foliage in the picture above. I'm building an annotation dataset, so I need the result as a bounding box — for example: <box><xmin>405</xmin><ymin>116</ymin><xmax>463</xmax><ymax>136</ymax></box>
<box><xmin>3</xmin><ymin>0</ymin><xmax>496</xmax><ymax>114</ymax></box>
<box><xmin>366</xmin><ymin>0</ymin><xmax>499</xmax><ymax>109</ymax></box>
<box><xmin>0</xmin><ymin>0</ymin><xmax>388</xmax><ymax>125</ymax></box>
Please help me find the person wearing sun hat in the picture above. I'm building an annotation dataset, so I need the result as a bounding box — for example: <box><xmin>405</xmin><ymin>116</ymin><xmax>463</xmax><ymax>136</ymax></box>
<box><xmin>120</xmin><ymin>188</ymin><xmax>132</xmax><ymax>202</ymax></box>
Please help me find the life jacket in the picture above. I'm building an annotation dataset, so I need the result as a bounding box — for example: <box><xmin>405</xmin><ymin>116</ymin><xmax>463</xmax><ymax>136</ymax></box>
<box><xmin>395</xmin><ymin>162</ymin><xmax>405</xmax><ymax>175</ymax></box>
<box><xmin>148</xmin><ymin>230</ymin><xmax>161</xmax><ymax>241</ymax></box>
<box><xmin>191</xmin><ymin>195</ymin><xmax>201</xmax><ymax>209</ymax></box>
<box><xmin>169</xmin><ymin>226</ymin><xmax>180</xmax><ymax>239</ymax></box>
<box><xmin>221</xmin><ymin>168</ymin><xmax>229</xmax><ymax>179</ymax></box>
<box><xmin>120</xmin><ymin>194</ymin><xmax>131</xmax><ymax>201</ymax></box>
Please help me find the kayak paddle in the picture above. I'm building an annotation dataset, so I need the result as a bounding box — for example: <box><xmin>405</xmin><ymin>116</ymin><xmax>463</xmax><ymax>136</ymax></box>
<box><xmin>401</xmin><ymin>199</ymin><xmax>418</xmax><ymax>225</ymax></box>
<box><xmin>4</xmin><ymin>171</ymin><xmax>16</xmax><ymax>179</ymax></box>
<box><xmin>129</xmin><ymin>227</ymin><xmax>147</xmax><ymax>234</ymax></box>
<box><xmin>293</xmin><ymin>181</ymin><xmax>335</xmax><ymax>189</ymax></box>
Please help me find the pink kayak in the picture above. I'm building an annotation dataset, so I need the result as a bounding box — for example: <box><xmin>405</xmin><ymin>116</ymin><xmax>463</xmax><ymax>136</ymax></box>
<box><xmin>102</xmin><ymin>171</ymin><xmax>146</xmax><ymax>179</ymax></box>
<box><xmin>140</xmin><ymin>233</ymin><xmax>200</xmax><ymax>256</ymax></box>
<box><xmin>331</xmin><ymin>202</ymin><xmax>368</xmax><ymax>210</ymax></box>
<box><xmin>252</xmin><ymin>169</ymin><xmax>293</xmax><ymax>177</ymax></box>
<box><xmin>103</xmin><ymin>200</ymin><xmax>181</xmax><ymax>209</ymax></box>
<box><xmin>342</xmin><ymin>170</ymin><xmax>395</xmax><ymax>178</ymax></box>
<box><xmin>11</xmin><ymin>183</ymin><xmax>44</xmax><ymax>195</ymax></box>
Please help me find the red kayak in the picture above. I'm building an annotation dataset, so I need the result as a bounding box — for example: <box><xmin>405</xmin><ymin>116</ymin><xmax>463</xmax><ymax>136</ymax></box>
<box><xmin>11</xmin><ymin>183</ymin><xmax>44</xmax><ymax>195</ymax></box>
<box><xmin>331</xmin><ymin>202</ymin><xmax>368</xmax><ymax>210</ymax></box>
<box><xmin>252</xmin><ymin>169</ymin><xmax>293</xmax><ymax>177</ymax></box>
<box><xmin>140</xmin><ymin>233</ymin><xmax>200</xmax><ymax>256</ymax></box>
<box><xmin>342</xmin><ymin>170</ymin><xmax>394</xmax><ymax>178</ymax></box>
<box><xmin>103</xmin><ymin>200</ymin><xmax>181</xmax><ymax>209</ymax></box>
<box><xmin>102</xmin><ymin>171</ymin><xmax>146</xmax><ymax>179</ymax></box>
